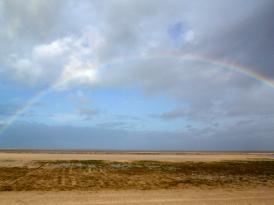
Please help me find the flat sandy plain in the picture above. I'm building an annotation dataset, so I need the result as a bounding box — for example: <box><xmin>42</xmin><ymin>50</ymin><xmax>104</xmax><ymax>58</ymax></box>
<box><xmin>0</xmin><ymin>151</ymin><xmax>273</xmax><ymax>205</ymax></box>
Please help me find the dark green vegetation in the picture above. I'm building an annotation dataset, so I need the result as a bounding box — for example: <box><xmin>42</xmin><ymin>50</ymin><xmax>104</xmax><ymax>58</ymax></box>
<box><xmin>0</xmin><ymin>160</ymin><xmax>273</xmax><ymax>191</ymax></box>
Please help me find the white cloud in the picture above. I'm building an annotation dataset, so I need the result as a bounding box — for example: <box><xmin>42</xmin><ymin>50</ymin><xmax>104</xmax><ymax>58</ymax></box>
<box><xmin>33</xmin><ymin>38</ymin><xmax>70</xmax><ymax>59</ymax></box>
<box><xmin>54</xmin><ymin>57</ymin><xmax>98</xmax><ymax>90</ymax></box>
<box><xmin>50</xmin><ymin>113</ymin><xmax>82</xmax><ymax>124</ymax></box>
<box><xmin>4</xmin><ymin>28</ymin><xmax>103</xmax><ymax>87</ymax></box>
<box><xmin>184</xmin><ymin>30</ymin><xmax>196</xmax><ymax>43</ymax></box>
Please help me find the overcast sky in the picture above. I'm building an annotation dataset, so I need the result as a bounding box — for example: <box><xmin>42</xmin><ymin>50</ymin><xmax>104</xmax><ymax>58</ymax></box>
<box><xmin>0</xmin><ymin>0</ymin><xmax>273</xmax><ymax>150</ymax></box>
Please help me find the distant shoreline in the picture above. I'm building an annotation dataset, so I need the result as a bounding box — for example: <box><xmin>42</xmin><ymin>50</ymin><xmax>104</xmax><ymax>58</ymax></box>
<box><xmin>0</xmin><ymin>149</ymin><xmax>273</xmax><ymax>154</ymax></box>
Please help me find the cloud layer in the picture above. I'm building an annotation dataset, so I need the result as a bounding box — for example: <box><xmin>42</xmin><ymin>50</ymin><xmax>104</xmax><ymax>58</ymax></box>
<box><xmin>0</xmin><ymin>0</ymin><xmax>273</xmax><ymax>150</ymax></box>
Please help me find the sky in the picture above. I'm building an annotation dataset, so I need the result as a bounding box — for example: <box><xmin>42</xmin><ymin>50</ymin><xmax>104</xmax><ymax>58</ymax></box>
<box><xmin>0</xmin><ymin>0</ymin><xmax>274</xmax><ymax>150</ymax></box>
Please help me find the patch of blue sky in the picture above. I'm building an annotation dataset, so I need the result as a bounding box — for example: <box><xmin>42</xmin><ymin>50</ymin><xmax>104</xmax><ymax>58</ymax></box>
<box><xmin>0</xmin><ymin>82</ymin><xmax>32</xmax><ymax>101</ymax></box>
<box><xmin>88</xmin><ymin>87</ymin><xmax>187</xmax><ymax>131</ymax></box>
<box><xmin>167</xmin><ymin>21</ymin><xmax>185</xmax><ymax>45</ymax></box>
<box><xmin>89</xmin><ymin>87</ymin><xmax>178</xmax><ymax>117</ymax></box>
<box><xmin>1</xmin><ymin>81</ymin><xmax>190</xmax><ymax>132</ymax></box>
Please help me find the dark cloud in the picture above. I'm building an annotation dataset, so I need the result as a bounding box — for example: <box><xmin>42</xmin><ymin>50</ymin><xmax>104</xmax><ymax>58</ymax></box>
<box><xmin>77</xmin><ymin>108</ymin><xmax>99</xmax><ymax>120</ymax></box>
<box><xmin>0</xmin><ymin>101</ymin><xmax>44</xmax><ymax>118</ymax></box>
<box><xmin>115</xmin><ymin>114</ymin><xmax>141</xmax><ymax>121</ymax></box>
<box><xmin>196</xmin><ymin>1</ymin><xmax>274</xmax><ymax>78</ymax></box>
<box><xmin>1</xmin><ymin>122</ymin><xmax>273</xmax><ymax>151</ymax></box>
<box><xmin>0</xmin><ymin>0</ymin><xmax>65</xmax><ymax>55</ymax></box>
<box><xmin>158</xmin><ymin>109</ymin><xmax>187</xmax><ymax>120</ymax></box>
<box><xmin>96</xmin><ymin>122</ymin><xmax>129</xmax><ymax>129</ymax></box>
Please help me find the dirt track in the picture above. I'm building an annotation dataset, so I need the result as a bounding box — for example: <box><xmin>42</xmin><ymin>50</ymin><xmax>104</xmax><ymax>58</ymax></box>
<box><xmin>0</xmin><ymin>188</ymin><xmax>274</xmax><ymax>205</ymax></box>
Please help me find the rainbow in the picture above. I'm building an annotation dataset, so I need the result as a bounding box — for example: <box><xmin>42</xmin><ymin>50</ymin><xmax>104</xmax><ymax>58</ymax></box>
<box><xmin>1</xmin><ymin>53</ymin><xmax>273</xmax><ymax>135</ymax></box>
<box><xmin>156</xmin><ymin>53</ymin><xmax>274</xmax><ymax>89</ymax></box>
<box><xmin>0</xmin><ymin>87</ymin><xmax>53</xmax><ymax>135</ymax></box>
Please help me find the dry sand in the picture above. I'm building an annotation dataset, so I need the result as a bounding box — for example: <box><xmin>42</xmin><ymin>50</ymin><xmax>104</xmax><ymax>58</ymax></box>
<box><xmin>0</xmin><ymin>152</ymin><xmax>273</xmax><ymax>166</ymax></box>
